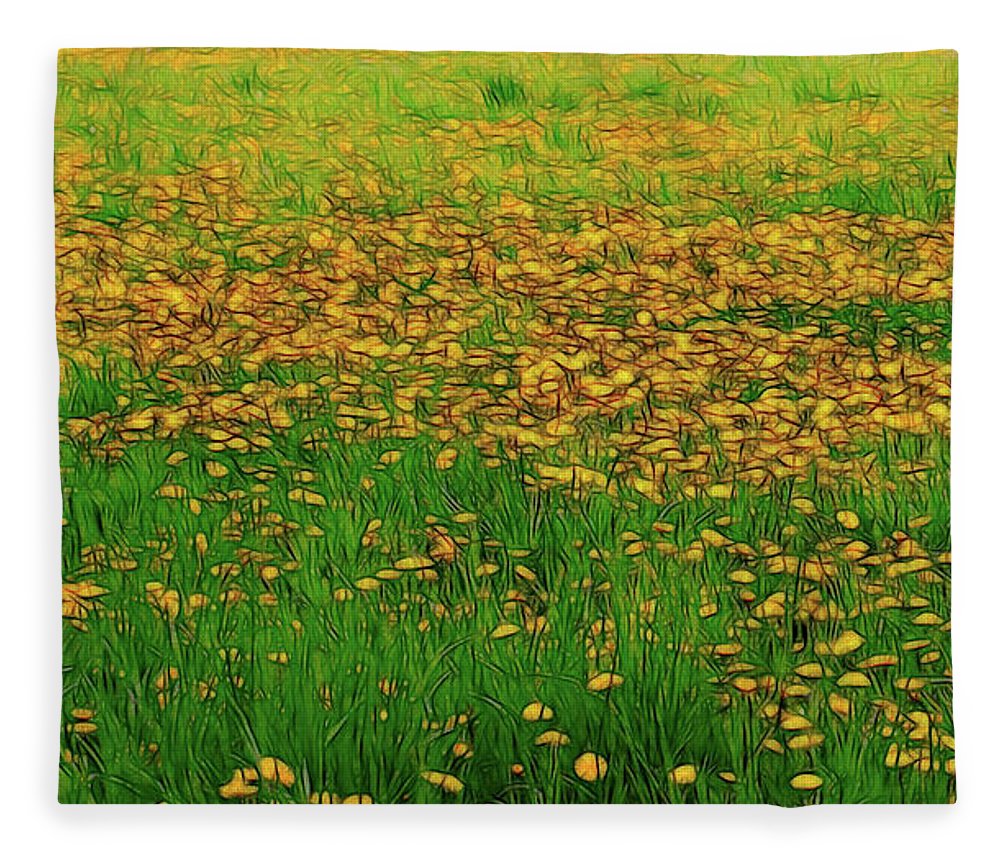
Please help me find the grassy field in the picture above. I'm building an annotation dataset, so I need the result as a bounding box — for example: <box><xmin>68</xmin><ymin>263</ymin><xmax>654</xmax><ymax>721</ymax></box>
<box><xmin>56</xmin><ymin>49</ymin><xmax>956</xmax><ymax>804</ymax></box>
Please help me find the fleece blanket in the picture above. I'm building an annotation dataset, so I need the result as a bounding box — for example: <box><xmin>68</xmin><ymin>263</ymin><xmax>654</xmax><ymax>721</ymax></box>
<box><xmin>55</xmin><ymin>49</ymin><xmax>956</xmax><ymax>804</ymax></box>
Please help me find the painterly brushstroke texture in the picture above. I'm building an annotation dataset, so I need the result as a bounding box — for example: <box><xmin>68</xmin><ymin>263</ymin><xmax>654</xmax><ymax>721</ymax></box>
<box><xmin>56</xmin><ymin>49</ymin><xmax>956</xmax><ymax>804</ymax></box>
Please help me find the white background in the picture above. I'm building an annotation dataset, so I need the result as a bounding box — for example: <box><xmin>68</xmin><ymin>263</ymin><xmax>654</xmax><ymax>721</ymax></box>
<box><xmin>2</xmin><ymin>1</ymin><xmax>997</xmax><ymax>856</ymax></box>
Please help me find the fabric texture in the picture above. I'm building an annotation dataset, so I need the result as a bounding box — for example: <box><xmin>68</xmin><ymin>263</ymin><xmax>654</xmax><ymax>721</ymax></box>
<box><xmin>55</xmin><ymin>49</ymin><xmax>956</xmax><ymax>804</ymax></box>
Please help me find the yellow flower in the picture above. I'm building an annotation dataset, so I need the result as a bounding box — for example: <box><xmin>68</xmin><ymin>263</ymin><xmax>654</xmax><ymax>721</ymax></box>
<box><xmin>668</xmin><ymin>764</ymin><xmax>697</xmax><ymax>786</ymax></box>
<box><xmin>257</xmin><ymin>756</ymin><xmax>295</xmax><ymax>787</ymax></box>
<box><xmin>586</xmin><ymin>672</ymin><xmax>623</xmax><ymax>692</ymax></box>
<box><xmin>573</xmin><ymin>752</ymin><xmax>608</xmax><ymax>782</ymax></box>
<box><xmin>219</xmin><ymin>768</ymin><xmax>258</xmax><ymax>800</ymax></box>
<box><xmin>420</xmin><ymin>770</ymin><xmax>464</xmax><ymax>794</ymax></box>
<box><xmin>521</xmin><ymin>701</ymin><xmax>554</xmax><ymax>722</ymax></box>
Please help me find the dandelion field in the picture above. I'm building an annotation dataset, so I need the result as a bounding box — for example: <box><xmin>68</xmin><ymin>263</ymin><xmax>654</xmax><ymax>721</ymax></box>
<box><xmin>56</xmin><ymin>49</ymin><xmax>956</xmax><ymax>804</ymax></box>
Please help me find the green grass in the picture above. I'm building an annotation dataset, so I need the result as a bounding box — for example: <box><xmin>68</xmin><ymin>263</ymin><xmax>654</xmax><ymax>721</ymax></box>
<box><xmin>56</xmin><ymin>50</ymin><xmax>957</xmax><ymax>225</ymax></box>
<box><xmin>59</xmin><ymin>372</ymin><xmax>952</xmax><ymax>803</ymax></box>
<box><xmin>56</xmin><ymin>48</ymin><xmax>956</xmax><ymax>805</ymax></box>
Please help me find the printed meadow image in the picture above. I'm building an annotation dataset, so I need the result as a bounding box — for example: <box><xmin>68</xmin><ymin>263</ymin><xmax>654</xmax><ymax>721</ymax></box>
<box><xmin>55</xmin><ymin>48</ymin><xmax>956</xmax><ymax>804</ymax></box>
